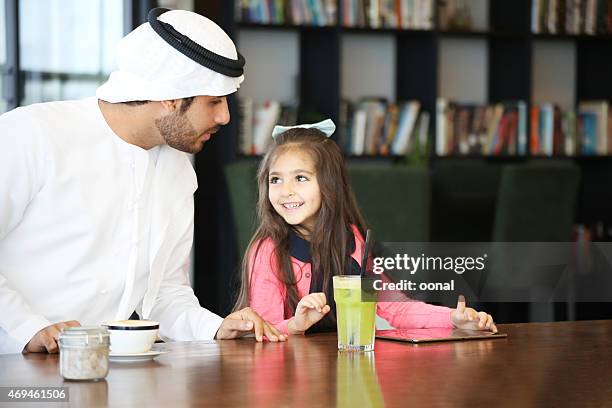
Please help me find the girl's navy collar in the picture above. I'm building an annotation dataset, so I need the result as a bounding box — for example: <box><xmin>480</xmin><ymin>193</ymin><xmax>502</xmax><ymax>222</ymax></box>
<box><xmin>288</xmin><ymin>228</ymin><xmax>357</xmax><ymax>263</ymax></box>
<box><xmin>288</xmin><ymin>229</ymin><xmax>311</xmax><ymax>262</ymax></box>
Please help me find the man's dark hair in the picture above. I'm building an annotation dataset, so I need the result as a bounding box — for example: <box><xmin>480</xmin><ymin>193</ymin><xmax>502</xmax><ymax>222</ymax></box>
<box><xmin>123</xmin><ymin>100</ymin><xmax>150</xmax><ymax>106</ymax></box>
<box><xmin>123</xmin><ymin>96</ymin><xmax>195</xmax><ymax>114</ymax></box>
<box><xmin>178</xmin><ymin>96</ymin><xmax>195</xmax><ymax>114</ymax></box>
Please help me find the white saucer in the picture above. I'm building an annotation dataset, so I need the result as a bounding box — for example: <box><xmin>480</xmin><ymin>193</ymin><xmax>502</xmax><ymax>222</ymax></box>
<box><xmin>109</xmin><ymin>350</ymin><xmax>165</xmax><ymax>362</ymax></box>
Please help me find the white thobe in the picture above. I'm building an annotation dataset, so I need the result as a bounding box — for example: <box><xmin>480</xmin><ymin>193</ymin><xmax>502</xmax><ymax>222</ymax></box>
<box><xmin>0</xmin><ymin>97</ymin><xmax>223</xmax><ymax>354</ymax></box>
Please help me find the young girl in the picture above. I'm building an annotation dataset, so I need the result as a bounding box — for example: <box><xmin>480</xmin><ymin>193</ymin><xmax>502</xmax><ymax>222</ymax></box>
<box><xmin>233</xmin><ymin>120</ymin><xmax>497</xmax><ymax>335</ymax></box>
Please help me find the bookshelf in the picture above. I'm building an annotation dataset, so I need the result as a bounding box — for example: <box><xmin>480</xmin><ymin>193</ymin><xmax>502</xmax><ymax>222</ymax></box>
<box><xmin>225</xmin><ymin>0</ymin><xmax>612</xmax><ymax>225</ymax></box>
<box><xmin>192</xmin><ymin>1</ymin><xmax>612</xmax><ymax>318</ymax></box>
<box><xmin>233</xmin><ymin>2</ymin><xmax>532</xmax><ymax>157</ymax></box>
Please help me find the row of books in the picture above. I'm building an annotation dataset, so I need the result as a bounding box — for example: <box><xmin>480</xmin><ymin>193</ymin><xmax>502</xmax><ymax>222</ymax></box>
<box><xmin>338</xmin><ymin>99</ymin><xmax>429</xmax><ymax>155</ymax></box>
<box><xmin>235</xmin><ymin>0</ymin><xmax>337</xmax><ymax>26</ymax></box>
<box><xmin>436</xmin><ymin>100</ymin><xmax>529</xmax><ymax>156</ymax></box>
<box><xmin>531</xmin><ymin>0</ymin><xmax>612</xmax><ymax>35</ymax></box>
<box><xmin>236</xmin><ymin>0</ymin><xmax>612</xmax><ymax>35</ymax></box>
<box><xmin>437</xmin><ymin>99</ymin><xmax>612</xmax><ymax>156</ymax></box>
<box><xmin>237</xmin><ymin>97</ymin><xmax>429</xmax><ymax>156</ymax></box>
<box><xmin>531</xmin><ymin>101</ymin><xmax>612</xmax><ymax>155</ymax></box>
<box><xmin>341</xmin><ymin>0</ymin><xmax>434</xmax><ymax>29</ymax></box>
<box><xmin>236</xmin><ymin>0</ymin><xmax>437</xmax><ymax>30</ymax></box>
<box><xmin>238</xmin><ymin>97</ymin><xmax>612</xmax><ymax>157</ymax></box>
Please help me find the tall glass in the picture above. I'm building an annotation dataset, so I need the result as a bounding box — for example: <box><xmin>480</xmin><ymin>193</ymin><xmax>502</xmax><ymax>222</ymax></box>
<box><xmin>333</xmin><ymin>276</ymin><xmax>377</xmax><ymax>351</ymax></box>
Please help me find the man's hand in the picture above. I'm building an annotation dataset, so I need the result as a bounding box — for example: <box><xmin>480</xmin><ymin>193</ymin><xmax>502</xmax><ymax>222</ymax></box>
<box><xmin>24</xmin><ymin>321</ymin><xmax>81</xmax><ymax>353</ymax></box>
<box><xmin>451</xmin><ymin>295</ymin><xmax>497</xmax><ymax>333</ymax></box>
<box><xmin>288</xmin><ymin>293</ymin><xmax>331</xmax><ymax>334</ymax></box>
<box><xmin>215</xmin><ymin>307</ymin><xmax>287</xmax><ymax>342</ymax></box>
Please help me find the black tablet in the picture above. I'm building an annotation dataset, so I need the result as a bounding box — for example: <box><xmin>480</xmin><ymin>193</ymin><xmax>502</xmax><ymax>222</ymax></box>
<box><xmin>376</xmin><ymin>328</ymin><xmax>507</xmax><ymax>343</ymax></box>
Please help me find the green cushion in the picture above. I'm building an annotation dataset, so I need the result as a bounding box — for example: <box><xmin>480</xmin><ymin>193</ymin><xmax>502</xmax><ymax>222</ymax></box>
<box><xmin>493</xmin><ymin>161</ymin><xmax>581</xmax><ymax>242</ymax></box>
<box><xmin>348</xmin><ymin>164</ymin><xmax>430</xmax><ymax>242</ymax></box>
<box><xmin>431</xmin><ymin>159</ymin><xmax>502</xmax><ymax>242</ymax></box>
<box><xmin>224</xmin><ymin>161</ymin><xmax>259</xmax><ymax>256</ymax></box>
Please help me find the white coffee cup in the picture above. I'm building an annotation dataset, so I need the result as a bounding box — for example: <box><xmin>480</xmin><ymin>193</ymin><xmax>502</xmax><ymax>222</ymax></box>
<box><xmin>103</xmin><ymin>320</ymin><xmax>159</xmax><ymax>354</ymax></box>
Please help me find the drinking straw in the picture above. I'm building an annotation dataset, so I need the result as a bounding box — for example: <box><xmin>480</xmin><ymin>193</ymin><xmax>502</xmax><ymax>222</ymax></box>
<box><xmin>360</xmin><ymin>229</ymin><xmax>372</xmax><ymax>277</ymax></box>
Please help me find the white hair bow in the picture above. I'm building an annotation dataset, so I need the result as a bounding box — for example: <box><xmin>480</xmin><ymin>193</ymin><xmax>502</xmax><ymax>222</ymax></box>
<box><xmin>271</xmin><ymin>119</ymin><xmax>336</xmax><ymax>139</ymax></box>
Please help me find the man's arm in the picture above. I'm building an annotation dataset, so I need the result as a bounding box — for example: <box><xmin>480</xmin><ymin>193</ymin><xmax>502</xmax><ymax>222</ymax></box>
<box><xmin>0</xmin><ymin>274</ymin><xmax>54</xmax><ymax>353</ymax></box>
<box><xmin>146</xmin><ymin>198</ymin><xmax>285</xmax><ymax>342</ymax></box>
<box><xmin>0</xmin><ymin>114</ymin><xmax>60</xmax><ymax>353</ymax></box>
<box><xmin>145</xmin><ymin>204</ymin><xmax>224</xmax><ymax>340</ymax></box>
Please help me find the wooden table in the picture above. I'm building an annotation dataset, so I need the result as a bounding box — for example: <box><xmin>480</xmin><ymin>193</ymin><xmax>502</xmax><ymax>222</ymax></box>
<box><xmin>1</xmin><ymin>320</ymin><xmax>611</xmax><ymax>407</ymax></box>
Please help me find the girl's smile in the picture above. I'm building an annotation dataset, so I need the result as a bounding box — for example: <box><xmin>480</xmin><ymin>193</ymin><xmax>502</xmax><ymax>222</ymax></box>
<box><xmin>281</xmin><ymin>201</ymin><xmax>304</xmax><ymax>210</ymax></box>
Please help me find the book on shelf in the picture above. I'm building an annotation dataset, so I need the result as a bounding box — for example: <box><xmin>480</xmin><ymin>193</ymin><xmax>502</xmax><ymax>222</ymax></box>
<box><xmin>237</xmin><ymin>98</ymin><xmax>298</xmax><ymax>155</ymax></box>
<box><xmin>364</xmin><ymin>100</ymin><xmax>387</xmax><ymax>154</ymax></box>
<box><xmin>536</xmin><ymin>103</ymin><xmax>555</xmax><ymax>155</ymax></box>
<box><xmin>236</xmin><ymin>0</ymin><xmax>337</xmax><ymax>26</ymax></box>
<box><xmin>561</xmin><ymin>110</ymin><xmax>577</xmax><ymax>155</ymax></box>
<box><xmin>342</xmin><ymin>0</ymin><xmax>434</xmax><ymax>29</ymax></box>
<box><xmin>578</xmin><ymin>109</ymin><xmax>598</xmax><ymax>154</ymax></box>
<box><xmin>238</xmin><ymin>97</ymin><xmax>254</xmax><ymax>155</ymax></box>
<box><xmin>351</xmin><ymin>107</ymin><xmax>368</xmax><ymax>155</ymax></box>
<box><xmin>531</xmin><ymin>0</ymin><xmax>612</xmax><ymax>35</ymax></box>
<box><xmin>348</xmin><ymin>98</ymin><xmax>386</xmax><ymax>155</ymax></box>
<box><xmin>437</xmin><ymin>0</ymin><xmax>474</xmax><ymax>30</ymax></box>
<box><xmin>578</xmin><ymin>100</ymin><xmax>610</xmax><ymax>154</ymax></box>
<box><xmin>532</xmin><ymin>103</ymin><xmax>573</xmax><ymax>156</ymax></box>
<box><xmin>339</xmin><ymin>98</ymin><xmax>429</xmax><ymax>157</ymax></box>
<box><xmin>435</xmin><ymin>99</ymin><xmax>528</xmax><ymax>156</ymax></box>
<box><xmin>380</xmin><ymin>103</ymin><xmax>400</xmax><ymax>154</ymax></box>
<box><xmin>415</xmin><ymin>111</ymin><xmax>430</xmax><ymax>156</ymax></box>
<box><xmin>391</xmin><ymin>101</ymin><xmax>421</xmax><ymax>154</ymax></box>
<box><xmin>252</xmin><ymin>100</ymin><xmax>280</xmax><ymax>154</ymax></box>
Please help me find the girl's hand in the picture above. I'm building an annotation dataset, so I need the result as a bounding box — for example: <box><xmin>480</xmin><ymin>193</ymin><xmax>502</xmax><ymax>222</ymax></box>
<box><xmin>451</xmin><ymin>295</ymin><xmax>498</xmax><ymax>333</ymax></box>
<box><xmin>288</xmin><ymin>293</ymin><xmax>331</xmax><ymax>334</ymax></box>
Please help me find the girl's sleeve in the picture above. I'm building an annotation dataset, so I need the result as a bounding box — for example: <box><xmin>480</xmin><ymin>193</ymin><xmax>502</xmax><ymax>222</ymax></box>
<box><xmin>375</xmin><ymin>273</ymin><xmax>454</xmax><ymax>329</ymax></box>
<box><xmin>377</xmin><ymin>300</ymin><xmax>453</xmax><ymax>329</ymax></box>
<box><xmin>248</xmin><ymin>241</ymin><xmax>293</xmax><ymax>334</ymax></box>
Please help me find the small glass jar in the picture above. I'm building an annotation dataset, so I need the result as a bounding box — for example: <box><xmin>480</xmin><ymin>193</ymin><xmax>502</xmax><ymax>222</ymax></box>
<box><xmin>58</xmin><ymin>326</ymin><xmax>110</xmax><ymax>381</ymax></box>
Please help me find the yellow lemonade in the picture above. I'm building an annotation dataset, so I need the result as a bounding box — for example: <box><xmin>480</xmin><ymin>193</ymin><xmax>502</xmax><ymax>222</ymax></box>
<box><xmin>333</xmin><ymin>276</ymin><xmax>377</xmax><ymax>351</ymax></box>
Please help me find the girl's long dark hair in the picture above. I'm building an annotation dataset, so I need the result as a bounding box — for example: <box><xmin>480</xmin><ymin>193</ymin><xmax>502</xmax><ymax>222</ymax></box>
<box><xmin>233</xmin><ymin>128</ymin><xmax>368</xmax><ymax>326</ymax></box>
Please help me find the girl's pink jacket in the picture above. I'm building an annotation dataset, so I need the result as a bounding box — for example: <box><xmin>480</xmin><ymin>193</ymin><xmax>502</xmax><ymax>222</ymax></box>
<box><xmin>248</xmin><ymin>226</ymin><xmax>454</xmax><ymax>334</ymax></box>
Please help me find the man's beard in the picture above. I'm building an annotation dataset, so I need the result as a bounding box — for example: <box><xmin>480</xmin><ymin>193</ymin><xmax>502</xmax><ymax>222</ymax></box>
<box><xmin>155</xmin><ymin>112</ymin><xmax>202</xmax><ymax>154</ymax></box>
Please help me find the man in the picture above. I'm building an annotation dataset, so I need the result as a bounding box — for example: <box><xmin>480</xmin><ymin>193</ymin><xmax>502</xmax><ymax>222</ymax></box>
<box><xmin>0</xmin><ymin>8</ymin><xmax>285</xmax><ymax>354</ymax></box>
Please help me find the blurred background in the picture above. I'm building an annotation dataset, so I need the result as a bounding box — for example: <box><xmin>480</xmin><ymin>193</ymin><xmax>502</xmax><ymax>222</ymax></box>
<box><xmin>2</xmin><ymin>0</ymin><xmax>611</xmax><ymax>323</ymax></box>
